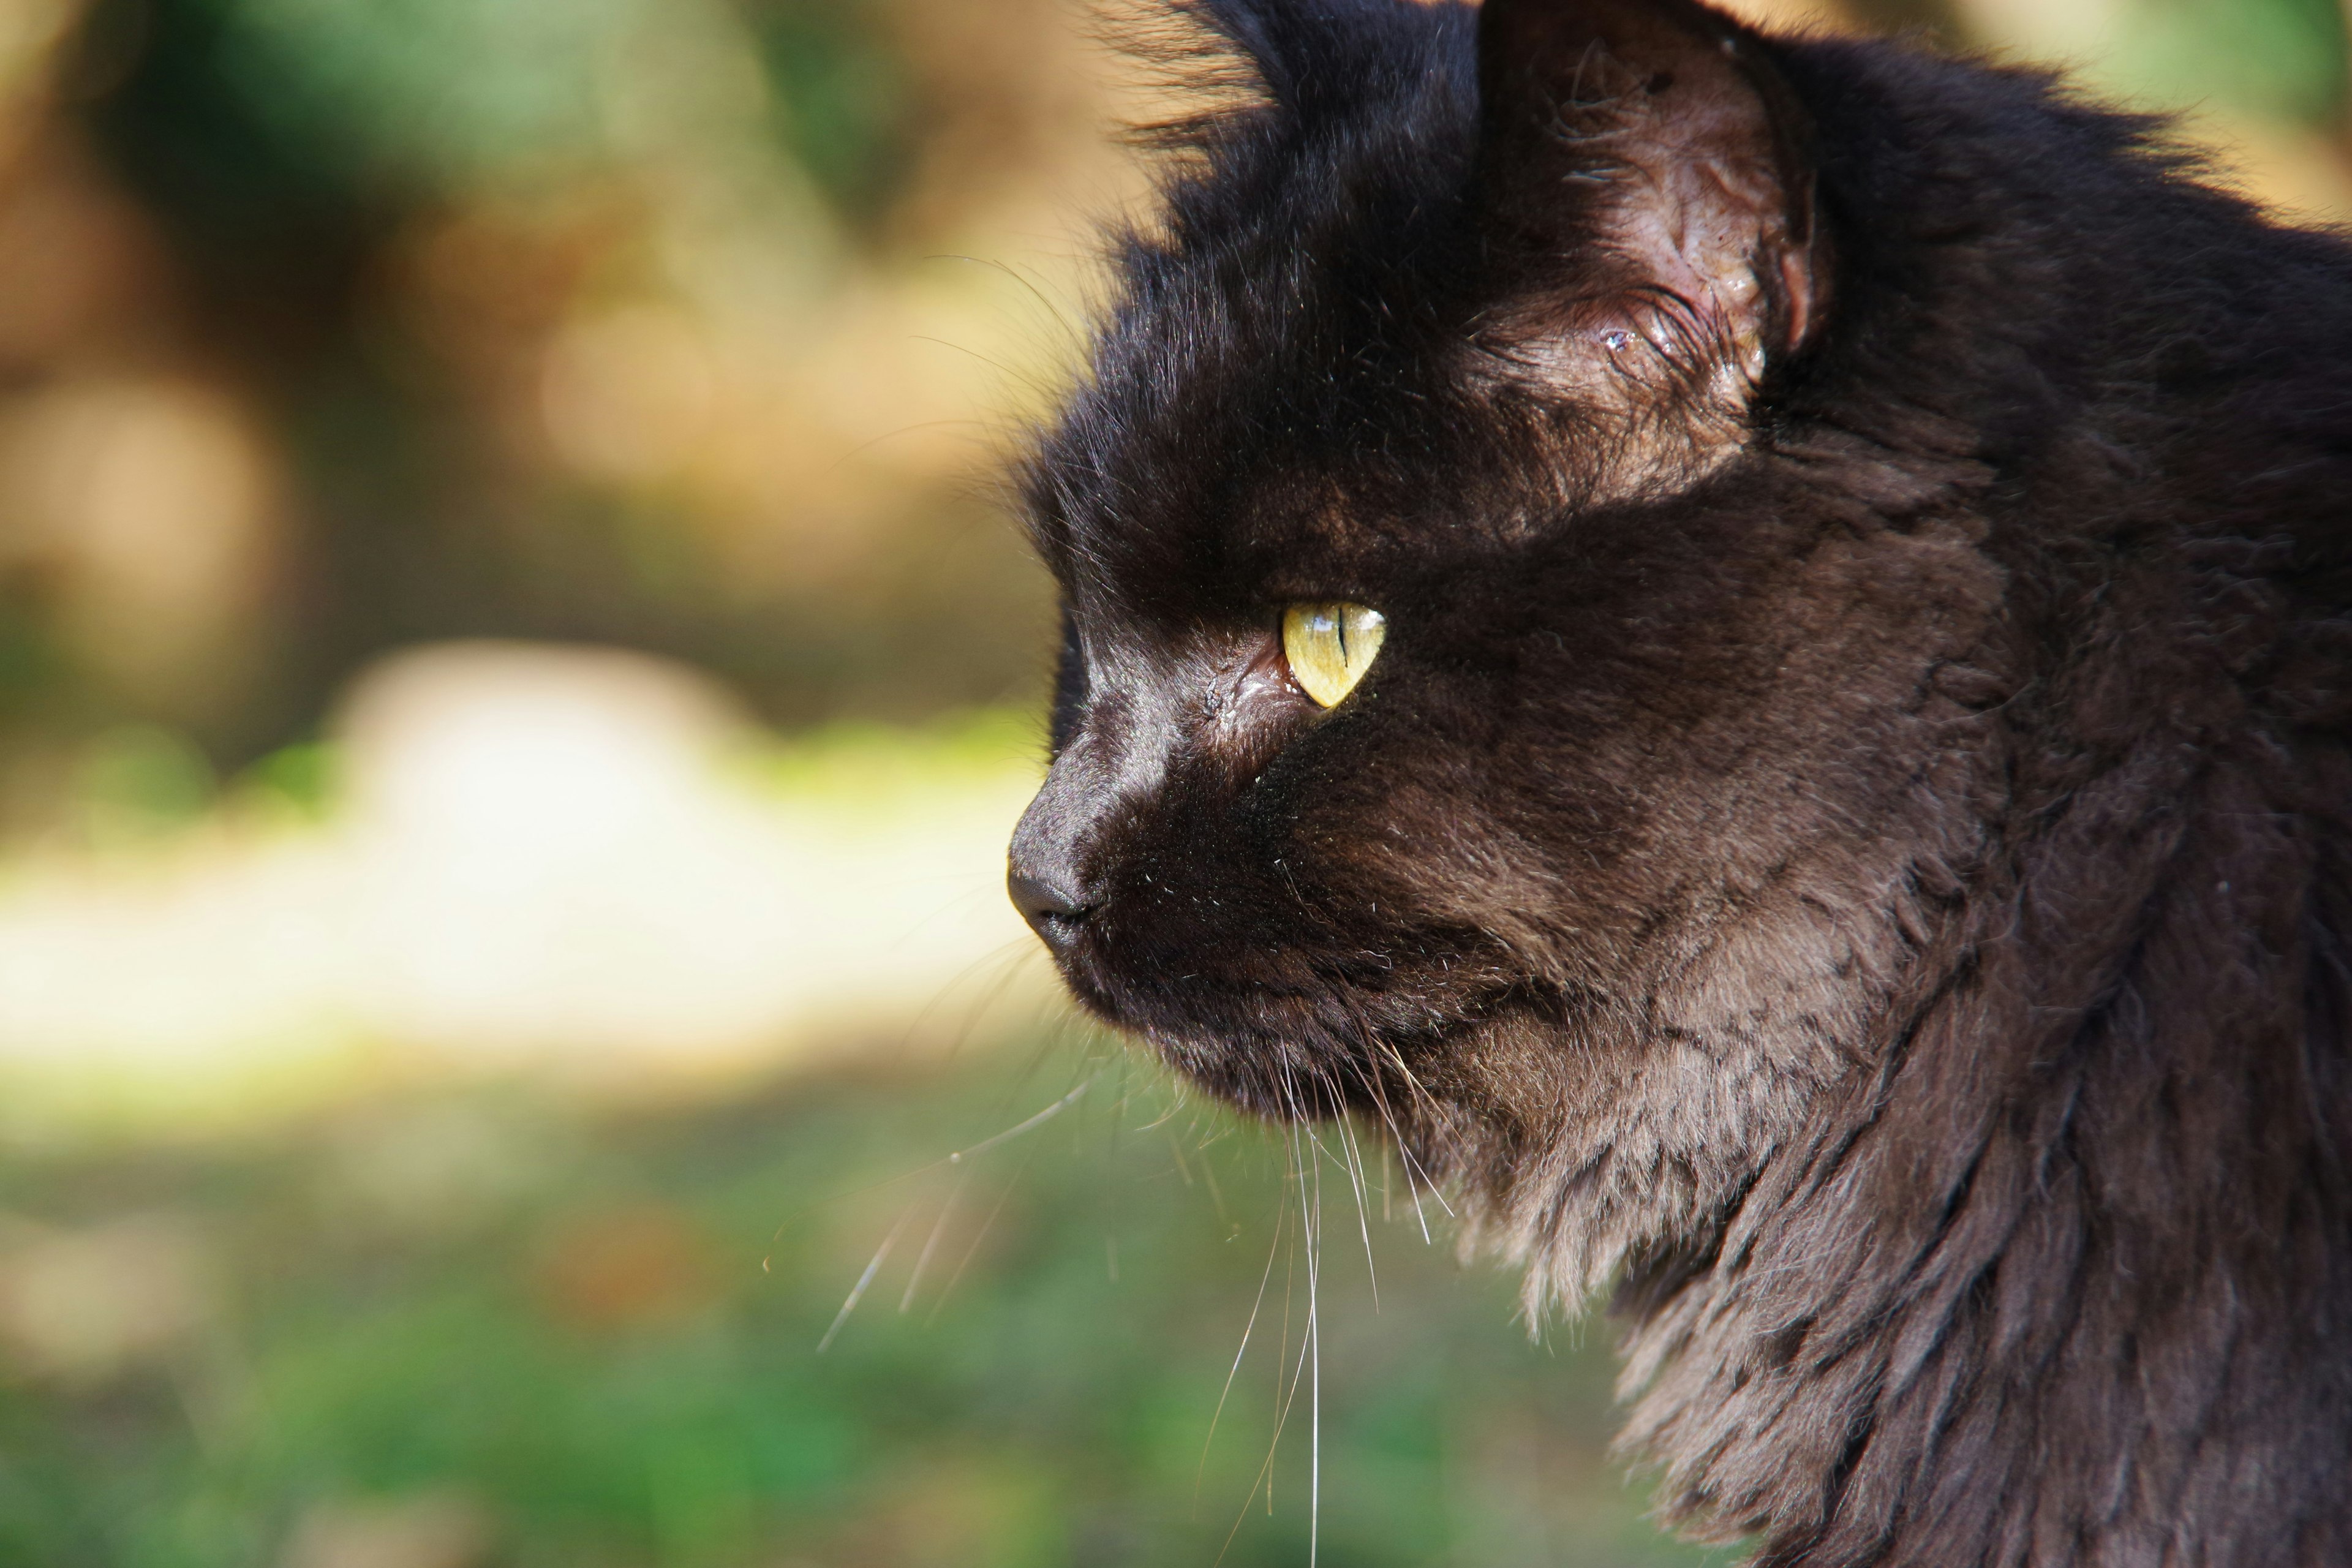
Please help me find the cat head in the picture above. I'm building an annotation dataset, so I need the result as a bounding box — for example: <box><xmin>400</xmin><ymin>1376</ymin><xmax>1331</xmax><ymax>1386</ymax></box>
<box><xmin>1011</xmin><ymin>0</ymin><xmax>2004</xmax><ymax>1297</ymax></box>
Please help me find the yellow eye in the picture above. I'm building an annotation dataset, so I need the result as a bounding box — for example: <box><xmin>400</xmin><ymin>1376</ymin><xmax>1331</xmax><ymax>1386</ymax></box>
<box><xmin>1281</xmin><ymin>601</ymin><xmax>1386</xmax><ymax>707</ymax></box>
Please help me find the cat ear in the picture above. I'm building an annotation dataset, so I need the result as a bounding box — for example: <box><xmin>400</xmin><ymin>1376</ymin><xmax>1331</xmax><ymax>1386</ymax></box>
<box><xmin>1473</xmin><ymin>0</ymin><xmax>1823</xmax><ymax>391</ymax></box>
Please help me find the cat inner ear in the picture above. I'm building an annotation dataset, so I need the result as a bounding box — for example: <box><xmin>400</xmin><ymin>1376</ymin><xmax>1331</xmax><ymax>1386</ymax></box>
<box><xmin>1471</xmin><ymin>0</ymin><xmax>1824</xmax><ymax>438</ymax></box>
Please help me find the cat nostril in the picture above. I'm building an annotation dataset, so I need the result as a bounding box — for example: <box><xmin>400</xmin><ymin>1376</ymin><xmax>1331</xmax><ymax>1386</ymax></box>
<box><xmin>1008</xmin><ymin>868</ymin><xmax>1092</xmax><ymax>938</ymax></box>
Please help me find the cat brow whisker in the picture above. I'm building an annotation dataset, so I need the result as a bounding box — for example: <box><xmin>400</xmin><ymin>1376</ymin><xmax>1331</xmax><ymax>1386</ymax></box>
<box><xmin>905</xmin><ymin>334</ymin><xmax>1058</xmax><ymax>401</ymax></box>
<box><xmin>924</xmin><ymin>252</ymin><xmax>1085</xmax><ymax>345</ymax></box>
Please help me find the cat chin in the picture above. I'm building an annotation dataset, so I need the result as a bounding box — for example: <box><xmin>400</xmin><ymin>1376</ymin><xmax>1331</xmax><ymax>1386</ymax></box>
<box><xmin>1108</xmin><ymin>992</ymin><xmax>1852</xmax><ymax>1329</ymax></box>
<box><xmin>1073</xmin><ymin>922</ymin><xmax>1894</xmax><ymax>1328</ymax></box>
<box><xmin>1058</xmin><ymin>963</ymin><xmax>1408</xmax><ymax>1125</ymax></box>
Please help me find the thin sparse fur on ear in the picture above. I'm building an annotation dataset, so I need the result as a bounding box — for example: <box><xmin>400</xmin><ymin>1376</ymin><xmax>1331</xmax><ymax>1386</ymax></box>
<box><xmin>1108</xmin><ymin>0</ymin><xmax>1283</xmax><ymax>155</ymax></box>
<box><xmin>1472</xmin><ymin>0</ymin><xmax>1825</xmax><ymax>415</ymax></box>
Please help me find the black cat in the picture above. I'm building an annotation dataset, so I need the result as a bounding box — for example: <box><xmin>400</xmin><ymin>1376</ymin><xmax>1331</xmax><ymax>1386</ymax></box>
<box><xmin>1006</xmin><ymin>0</ymin><xmax>2352</xmax><ymax>1561</ymax></box>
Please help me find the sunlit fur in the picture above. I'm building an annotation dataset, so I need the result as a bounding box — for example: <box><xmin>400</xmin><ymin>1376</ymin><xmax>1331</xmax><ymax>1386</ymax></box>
<box><xmin>1009</xmin><ymin>1</ymin><xmax>2352</xmax><ymax>1563</ymax></box>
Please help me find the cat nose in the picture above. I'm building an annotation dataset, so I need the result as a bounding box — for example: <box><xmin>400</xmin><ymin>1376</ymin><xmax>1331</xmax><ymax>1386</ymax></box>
<box><xmin>1008</xmin><ymin>865</ymin><xmax>1092</xmax><ymax>941</ymax></box>
<box><xmin>1009</xmin><ymin>745</ymin><xmax>1115</xmax><ymax>945</ymax></box>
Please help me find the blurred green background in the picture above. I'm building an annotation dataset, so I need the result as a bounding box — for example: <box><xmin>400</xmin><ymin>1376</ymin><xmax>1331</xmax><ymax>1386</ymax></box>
<box><xmin>0</xmin><ymin>0</ymin><xmax>2344</xmax><ymax>1562</ymax></box>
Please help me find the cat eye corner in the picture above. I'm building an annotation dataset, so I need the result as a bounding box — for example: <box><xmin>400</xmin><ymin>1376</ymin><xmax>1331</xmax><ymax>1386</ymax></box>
<box><xmin>1281</xmin><ymin>601</ymin><xmax>1386</xmax><ymax>708</ymax></box>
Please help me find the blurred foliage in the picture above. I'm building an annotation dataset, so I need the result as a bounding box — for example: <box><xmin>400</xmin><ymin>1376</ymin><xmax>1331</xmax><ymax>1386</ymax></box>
<box><xmin>747</xmin><ymin>0</ymin><xmax>920</xmax><ymax>227</ymax></box>
<box><xmin>2</xmin><ymin>0</ymin><xmax>1071</xmax><ymax>820</ymax></box>
<box><xmin>196</xmin><ymin>0</ymin><xmax>641</xmax><ymax>192</ymax></box>
<box><xmin>72</xmin><ymin>723</ymin><xmax>216</xmax><ymax>846</ymax></box>
<box><xmin>0</xmin><ymin>1050</ymin><xmax>1714</xmax><ymax>1568</ymax></box>
<box><xmin>89</xmin><ymin>0</ymin><xmax>920</xmax><ymax>216</ymax></box>
<box><xmin>240</xmin><ymin>737</ymin><xmax>339</xmax><ymax>821</ymax></box>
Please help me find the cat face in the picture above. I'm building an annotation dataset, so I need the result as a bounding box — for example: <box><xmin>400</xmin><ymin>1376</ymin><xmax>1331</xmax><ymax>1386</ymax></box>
<box><xmin>1011</xmin><ymin>0</ymin><xmax>2002</xmax><ymax>1287</ymax></box>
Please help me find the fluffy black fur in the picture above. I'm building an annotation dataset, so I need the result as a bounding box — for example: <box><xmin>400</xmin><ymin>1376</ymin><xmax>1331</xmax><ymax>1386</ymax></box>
<box><xmin>1008</xmin><ymin>1</ymin><xmax>2352</xmax><ymax>1562</ymax></box>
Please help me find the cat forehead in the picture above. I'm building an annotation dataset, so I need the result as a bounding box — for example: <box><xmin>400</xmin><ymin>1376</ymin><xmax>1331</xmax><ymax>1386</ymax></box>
<box><xmin>1034</xmin><ymin>333</ymin><xmax>1501</xmax><ymax>598</ymax></box>
<box><xmin>1033</xmin><ymin>228</ymin><xmax>1647</xmax><ymax>596</ymax></box>
<box><xmin>1030</xmin><ymin>135</ymin><xmax>1502</xmax><ymax>579</ymax></box>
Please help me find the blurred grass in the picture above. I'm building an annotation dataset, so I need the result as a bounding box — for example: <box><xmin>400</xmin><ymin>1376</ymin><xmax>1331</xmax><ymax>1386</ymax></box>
<box><xmin>0</xmin><ymin>1047</ymin><xmax>1717</xmax><ymax>1568</ymax></box>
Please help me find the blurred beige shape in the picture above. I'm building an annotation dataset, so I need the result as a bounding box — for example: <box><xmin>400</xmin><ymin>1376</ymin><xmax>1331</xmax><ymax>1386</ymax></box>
<box><xmin>336</xmin><ymin>639</ymin><xmax>1055</xmax><ymax>1075</ymax></box>
<box><xmin>341</xmin><ymin>641</ymin><xmax>792</xmax><ymax>1061</ymax></box>
<box><xmin>1709</xmin><ymin>0</ymin><xmax>1855</xmax><ymax>32</ymax></box>
<box><xmin>0</xmin><ymin>1210</ymin><xmax>214</xmax><ymax>1381</ymax></box>
<box><xmin>1957</xmin><ymin>0</ymin><xmax>2126</xmax><ymax>60</ymax></box>
<box><xmin>324</xmin><ymin>1101</ymin><xmax>565</xmax><ymax>1238</ymax></box>
<box><xmin>538</xmin><ymin>306</ymin><xmax>718</xmax><ymax>481</ymax></box>
<box><xmin>279</xmin><ymin>1494</ymin><xmax>492</xmax><ymax>1568</ymax></box>
<box><xmin>0</xmin><ymin>377</ymin><xmax>282</xmax><ymax>717</ymax></box>
<box><xmin>0</xmin><ymin>641</ymin><xmax>1055</xmax><ymax>1132</ymax></box>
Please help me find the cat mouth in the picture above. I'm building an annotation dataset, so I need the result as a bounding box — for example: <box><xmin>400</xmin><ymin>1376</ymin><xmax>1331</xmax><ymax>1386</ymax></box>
<box><xmin>1014</xmin><ymin>911</ymin><xmax>1360</xmax><ymax>1117</ymax></box>
<box><xmin>1023</xmin><ymin>909</ymin><xmax>1507</xmax><ymax>1129</ymax></box>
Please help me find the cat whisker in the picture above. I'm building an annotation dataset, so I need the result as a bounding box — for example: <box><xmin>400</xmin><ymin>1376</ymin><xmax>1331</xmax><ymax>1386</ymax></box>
<box><xmin>1135</xmin><ymin>1093</ymin><xmax>1186</xmax><ymax>1133</ymax></box>
<box><xmin>1196</xmin><ymin>1196</ymin><xmax>1286</xmax><ymax>1510</ymax></box>
<box><xmin>760</xmin><ymin>1057</ymin><xmax>1077</xmax><ymax>1273</ymax></box>
<box><xmin>824</xmin><ymin>418</ymin><xmax>990</xmax><ymax>475</ymax></box>
<box><xmin>898</xmin><ymin>1177</ymin><xmax>965</xmax><ymax>1314</ymax></box>
<box><xmin>945</xmin><ymin>1079</ymin><xmax>1091</xmax><ymax>1166</ymax></box>
<box><xmin>898</xmin><ymin>935</ymin><xmax>1041</xmax><ymax>1064</ymax></box>
<box><xmin>1335</xmin><ymin>1114</ymin><xmax>1379</xmax><ymax>1310</ymax></box>
<box><xmin>1299</xmin><ymin>1120</ymin><xmax>1324</xmax><ymax>1568</ymax></box>
<box><xmin>818</xmin><ymin>1203</ymin><xmax>916</xmax><ymax>1353</ymax></box>
<box><xmin>924</xmin><ymin>1142</ymin><xmax>1042</xmax><ymax>1327</ymax></box>
<box><xmin>1352</xmin><ymin>1052</ymin><xmax>1432</xmax><ymax>1244</ymax></box>
<box><xmin>1374</xmin><ymin>1040</ymin><xmax>1456</xmax><ymax>1219</ymax></box>
<box><xmin>1209</xmin><ymin>1139</ymin><xmax>1302</xmax><ymax>1566</ymax></box>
